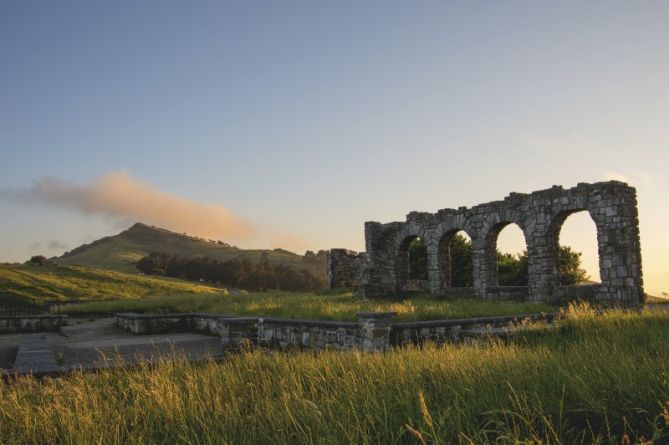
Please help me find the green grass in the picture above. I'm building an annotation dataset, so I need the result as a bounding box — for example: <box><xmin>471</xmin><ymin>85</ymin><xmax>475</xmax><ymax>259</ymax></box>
<box><xmin>1</xmin><ymin>306</ymin><xmax>667</xmax><ymax>444</ymax></box>
<box><xmin>62</xmin><ymin>291</ymin><xmax>559</xmax><ymax>321</ymax></box>
<box><xmin>0</xmin><ymin>264</ymin><xmax>221</xmax><ymax>301</ymax></box>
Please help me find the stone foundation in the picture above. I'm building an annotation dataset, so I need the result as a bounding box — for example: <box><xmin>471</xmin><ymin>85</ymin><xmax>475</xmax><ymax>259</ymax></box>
<box><xmin>0</xmin><ymin>315</ymin><xmax>68</xmax><ymax>334</ymax></box>
<box><xmin>116</xmin><ymin>311</ymin><xmax>557</xmax><ymax>353</ymax></box>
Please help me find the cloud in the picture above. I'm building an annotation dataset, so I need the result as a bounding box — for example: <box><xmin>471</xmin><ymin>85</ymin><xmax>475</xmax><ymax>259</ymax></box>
<box><xmin>48</xmin><ymin>240</ymin><xmax>69</xmax><ymax>251</ymax></box>
<box><xmin>3</xmin><ymin>171</ymin><xmax>257</xmax><ymax>242</ymax></box>
<box><xmin>29</xmin><ymin>240</ymin><xmax>69</xmax><ymax>253</ymax></box>
<box><xmin>603</xmin><ymin>170</ymin><xmax>654</xmax><ymax>188</ymax></box>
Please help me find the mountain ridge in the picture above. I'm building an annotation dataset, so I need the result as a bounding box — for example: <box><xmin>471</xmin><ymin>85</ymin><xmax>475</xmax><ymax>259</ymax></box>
<box><xmin>57</xmin><ymin>223</ymin><xmax>327</xmax><ymax>277</ymax></box>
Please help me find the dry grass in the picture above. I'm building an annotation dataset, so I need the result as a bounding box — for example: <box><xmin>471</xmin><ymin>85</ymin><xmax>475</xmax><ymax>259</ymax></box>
<box><xmin>1</xmin><ymin>305</ymin><xmax>667</xmax><ymax>444</ymax></box>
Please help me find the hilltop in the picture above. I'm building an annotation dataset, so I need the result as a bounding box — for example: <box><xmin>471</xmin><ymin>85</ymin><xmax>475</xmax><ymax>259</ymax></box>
<box><xmin>56</xmin><ymin>223</ymin><xmax>326</xmax><ymax>277</ymax></box>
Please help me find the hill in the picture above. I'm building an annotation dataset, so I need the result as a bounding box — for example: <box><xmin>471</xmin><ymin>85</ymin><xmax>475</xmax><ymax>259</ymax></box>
<box><xmin>0</xmin><ymin>263</ymin><xmax>221</xmax><ymax>302</ymax></box>
<box><xmin>56</xmin><ymin>223</ymin><xmax>326</xmax><ymax>276</ymax></box>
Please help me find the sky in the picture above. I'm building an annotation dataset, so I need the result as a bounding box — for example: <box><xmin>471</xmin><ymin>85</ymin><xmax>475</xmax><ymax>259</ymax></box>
<box><xmin>1</xmin><ymin>1</ymin><xmax>668</xmax><ymax>295</ymax></box>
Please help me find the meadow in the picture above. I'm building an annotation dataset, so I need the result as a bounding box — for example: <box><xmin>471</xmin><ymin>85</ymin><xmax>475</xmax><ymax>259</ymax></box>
<box><xmin>1</xmin><ymin>305</ymin><xmax>667</xmax><ymax>444</ymax></box>
<box><xmin>0</xmin><ymin>264</ymin><xmax>221</xmax><ymax>302</ymax></box>
<box><xmin>61</xmin><ymin>291</ymin><xmax>558</xmax><ymax>321</ymax></box>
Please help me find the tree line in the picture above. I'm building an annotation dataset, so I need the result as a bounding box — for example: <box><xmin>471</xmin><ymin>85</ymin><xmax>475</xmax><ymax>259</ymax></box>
<box><xmin>409</xmin><ymin>235</ymin><xmax>589</xmax><ymax>286</ymax></box>
<box><xmin>137</xmin><ymin>252</ymin><xmax>325</xmax><ymax>292</ymax></box>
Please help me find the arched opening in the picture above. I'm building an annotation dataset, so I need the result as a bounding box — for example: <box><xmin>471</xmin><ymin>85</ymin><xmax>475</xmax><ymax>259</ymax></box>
<box><xmin>438</xmin><ymin>230</ymin><xmax>473</xmax><ymax>288</ymax></box>
<box><xmin>397</xmin><ymin>236</ymin><xmax>428</xmax><ymax>294</ymax></box>
<box><xmin>408</xmin><ymin>238</ymin><xmax>428</xmax><ymax>281</ymax></box>
<box><xmin>495</xmin><ymin>223</ymin><xmax>529</xmax><ymax>286</ymax></box>
<box><xmin>556</xmin><ymin>211</ymin><xmax>600</xmax><ymax>284</ymax></box>
<box><xmin>542</xmin><ymin>209</ymin><xmax>601</xmax><ymax>303</ymax></box>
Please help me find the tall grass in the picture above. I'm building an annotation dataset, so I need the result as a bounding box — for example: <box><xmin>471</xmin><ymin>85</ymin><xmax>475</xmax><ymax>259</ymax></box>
<box><xmin>1</xmin><ymin>306</ymin><xmax>667</xmax><ymax>444</ymax></box>
<box><xmin>62</xmin><ymin>291</ymin><xmax>558</xmax><ymax>321</ymax></box>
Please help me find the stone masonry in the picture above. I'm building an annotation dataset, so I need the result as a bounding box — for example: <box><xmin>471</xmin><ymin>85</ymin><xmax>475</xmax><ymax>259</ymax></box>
<box><xmin>327</xmin><ymin>249</ymin><xmax>365</xmax><ymax>289</ymax></box>
<box><xmin>332</xmin><ymin>181</ymin><xmax>643</xmax><ymax>306</ymax></box>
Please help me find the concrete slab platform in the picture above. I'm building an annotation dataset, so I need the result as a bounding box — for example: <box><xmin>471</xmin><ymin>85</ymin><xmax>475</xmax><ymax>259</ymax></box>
<box><xmin>13</xmin><ymin>334</ymin><xmax>59</xmax><ymax>374</ymax></box>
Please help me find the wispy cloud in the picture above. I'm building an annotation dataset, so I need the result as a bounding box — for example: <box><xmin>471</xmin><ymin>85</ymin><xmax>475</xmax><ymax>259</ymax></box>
<box><xmin>2</xmin><ymin>171</ymin><xmax>257</xmax><ymax>243</ymax></box>
<box><xmin>29</xmin><ymin>240</ymin><xmax>69</xmax><ymax>254</ymax></box>
<box><xmin>603</xmin><ymin>170</ymin><xmax>654</xmax><ymax>188</ymax></box>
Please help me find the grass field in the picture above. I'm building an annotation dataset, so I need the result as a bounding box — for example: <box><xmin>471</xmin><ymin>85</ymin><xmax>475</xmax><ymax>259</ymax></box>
<box><xmin>1</xmin><ymin>263</ymin><xmax>558</xmax><ymax>320</ymax></box>
<box><xmin>0</xmin><ymin>264</ymin><xmax>221</xmax><ymax>302</ymax></box>
<box><xmin>1</xmin><ymin>305</ymin><xmax>667</xmax><ymax>444</ymax></box>
<box><xmin>61</xmin><ymin>291</ymin><xmax>559</xmax><ymax>321</ymax></box>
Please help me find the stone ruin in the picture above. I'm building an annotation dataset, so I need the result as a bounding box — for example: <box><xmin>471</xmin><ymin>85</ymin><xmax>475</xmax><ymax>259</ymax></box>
<box><xmin>328</xmin><ymin>181</ymin><xmax>644</xmax><ymax>306</ymax></box>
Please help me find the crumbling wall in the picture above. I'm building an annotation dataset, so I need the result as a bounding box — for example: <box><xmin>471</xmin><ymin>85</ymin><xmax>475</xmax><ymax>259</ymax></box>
<box><xmin>327</xmin><ymin>249</ymin><xmax>364</xmax><ymax>290</ymax></box>
<box><xmin>356</xmin><ymin>181</ymin><xmax>643</xmax><ymax>306</ymax></box>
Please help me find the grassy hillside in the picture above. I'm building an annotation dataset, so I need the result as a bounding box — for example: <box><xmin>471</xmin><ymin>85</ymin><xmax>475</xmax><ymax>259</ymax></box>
<box><xmin>0</xmin><ymin>264</ymin><xmax>221</xmax><ymax>302</ymax></box>
<box><xmin>56</xmin><ymin>223</ymin><xmax>326</xmax><ymax>276</ymax></box>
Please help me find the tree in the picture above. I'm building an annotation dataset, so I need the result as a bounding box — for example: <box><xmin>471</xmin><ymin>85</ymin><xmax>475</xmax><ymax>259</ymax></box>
<box><xmin>558</xmin><ymin>246</ymin><xmax>589</xmax><ymax>285</ymax></box>
<box><xmin>135</xmin><ymin>252</ymin><xmax>325</xmax><ymax>292</ymax></box>
<box><xmin>497</xmin><ymin>246</ymin><xmax>588</xmax><ymax>286</ymax></box>
<box><xmin>497</xmin><ymin>252</ymin><xmax>528</xmax><ymax>286</ymax></box>
<box><xmin>29</xmin><ymin>255</ymin><xmax>47</xmax><ymax>265</ymax></box>
<box><xmin>408</xmin><ymin>238</ymin><xmax>428</xmax><ymax>280</ymax></box>
<box><xmin>450</xmin><ymin>235</ymin><xmax>473</xmax><ymax>287</ymax></box>
<box><xmin>405</xmin><ymin>236</ymin><xmax>588</xmax><ymax>287</ymax></box>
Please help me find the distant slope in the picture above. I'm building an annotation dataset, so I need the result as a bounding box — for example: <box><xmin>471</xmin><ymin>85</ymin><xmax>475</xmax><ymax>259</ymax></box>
<box><xmin>0</xmin><ymin>264</ymin><xmax>221</xmax><ymax>302</ymax></box>
<box><xmin>57</xmin><ymin>223</ymin><xmax>326</xmax><ymax>276</ymax></box>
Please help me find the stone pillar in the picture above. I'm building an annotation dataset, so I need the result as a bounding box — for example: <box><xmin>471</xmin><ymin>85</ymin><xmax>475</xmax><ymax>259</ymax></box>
<box><xmin>426</xmin><ymin>242</ymin><xmax>441</xmax><ymax>293</ymax></box>
<box><xmin>471</xmin><ymin>236</ymin><xmax>488</xmax><ymax>298</ymax></box>
<box><xmin>527</xmin><ymin>237</ymin><xmax>558</xmax><ymax>302</ymax></box>
<box><xmin>356</xmin><ymin>312</ymin><xmax>396</xmax><ymax>352</ymax></box>
<box><xmin>590</xmin><ymin>186</ymin><xmax>644</xmax><ymax>305</ymax></box>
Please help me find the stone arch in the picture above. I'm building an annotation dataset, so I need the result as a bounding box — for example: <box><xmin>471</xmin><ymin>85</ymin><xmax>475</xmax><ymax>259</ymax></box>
<box><xmin>540</xmin><ymin>207</ymin><xmax>604</xmax><ymax>299</ymax></box>
<box><xmin>477</xmin><ymin>208</ymin><xmax>528</xmax><ymax>293</ymax></box>
<box><xmin>437</xmin><ymin>229</ymin><xmax>474</xmax><ymax>288</ymax></box>
<box><xmin>357</xmin><ymin>181</ymin><xmax>643</xmax><ymax>305</ymax></box>
<box><xmin>484</xmin><ymin>221</ymin><xmax>529</xmax><ymax>287</ymax></box>
<box><xmin>394</xmin><ymin>225</ymin><xmax>426</xmax><ymax>295</ymax></box>
<box><xmin>433</xmin><ymin>218</ymin><xmax>476</xmax><ymax>295</ymax></box>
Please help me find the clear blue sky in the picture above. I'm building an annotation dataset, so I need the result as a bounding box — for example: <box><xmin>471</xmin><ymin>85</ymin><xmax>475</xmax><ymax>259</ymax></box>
<box><xmin>1</xmin><ymin>1</ymin><xmax>668</xmax><ymax>293</ymax></box>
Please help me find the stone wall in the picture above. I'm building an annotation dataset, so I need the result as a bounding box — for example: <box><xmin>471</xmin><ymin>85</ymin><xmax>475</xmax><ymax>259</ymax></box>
<box><xmin>117</xmin><ymin>312</ymin><xmax>397</xmax><ymax>353</ymax></box>
<box><xmin>391</xmin><ymin>313</ymin><xmax>558</xmax><ymax>346</ymax></box>
<box><xmin>116</xmin><ymin>311</ymin><xmax>557</xmax><ymax>353</ymax></box>
<box><xmin>484</xmin><ymin>286</ymin><xmax>529</xmax><ymax>301</ymax></box>
<box><xmin>0</xmin><ymin>315</ymin><xmax>68</xmax><ymax>334</ymax></box>
<box><xmin>358</xmin><ymin>181</ymin><xmax>643</xmax><ymax>306</ymax></box>
<box><xmin>550</xmin><ymin>284</ymin><xmax>600</xmax><ymax>304</ymax></box>
<box><xmin>327</xmin><ymin>249</ymin><xmax>365</xmax><ymax>289</ymax></box>
<box><xmin>258</xmin><ymin>318</ymin><xmax>360</xmax><ymax>350</ymax></box>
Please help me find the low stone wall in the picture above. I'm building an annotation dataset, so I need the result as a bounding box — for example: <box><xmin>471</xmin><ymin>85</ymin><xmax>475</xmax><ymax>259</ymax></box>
<box><xmin>391</xmin><ymin>313</ymin><xmax>558</xmax><ymax>346</ymax></box>
<box><xmin>116</xmin><ymin>311</ymin><xmax>557</xmax><ymax>353</ymax></box>
<box><xmin>484</xmin><ymin>286</ymin><xmax>529</xmax><ymax>301</ymax></box>
<box><xmin>116</xmin><ymin>313</ymin><xmax>227</xmax><ymax>335</ymax></box>
<box><xmin>550</xmin><ymin>284</ymin><xmax>599</xmax><ymax>304</ymax></box>
<box><xmin>219</xmin><ymin>318</ymin><xmax>259</xmax><ymax>349</ymax></box>
<box><xmin>258</xmin><ymin>318</ymin><xmax>359</xmax><ymax>350</ymax></box>
<box><xmin>117</xmin><ymin>312</ymin><xmax>396</xmax><ymax>352</ymax></box>
<box><xmin>0</xmin><ymin>315</ymin><xmax>68</xmax><ymax>334</ymax></box>
<box><xmin>436</xmin><ymin>287</ymin><xmax>477</xmax><ymax>299</ymax></box>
